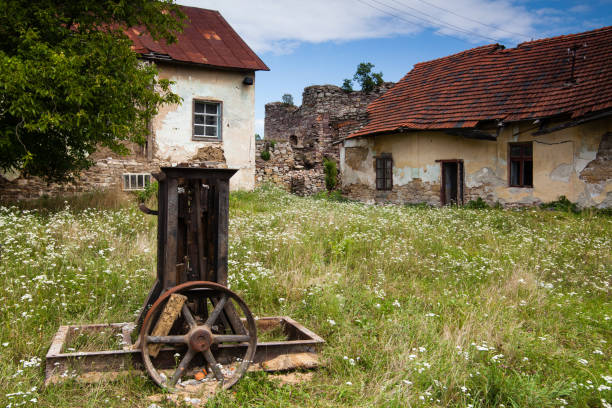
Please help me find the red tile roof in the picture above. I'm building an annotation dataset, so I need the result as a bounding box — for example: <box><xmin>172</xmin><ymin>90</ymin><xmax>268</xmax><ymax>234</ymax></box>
<box><xmin>350</xmin><ymin>26</ymin><xmax>612</xmax><ymax>138</ymax></box>
<box><xmin>127</xmin><ymin>6</ymin><xmax>269</xmax><ymax>71</ymax></box>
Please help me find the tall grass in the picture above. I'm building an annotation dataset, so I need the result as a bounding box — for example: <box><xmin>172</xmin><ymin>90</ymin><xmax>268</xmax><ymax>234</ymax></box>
<box><xmin>0</xmin><ymin>186</ymin><xmax>610</xmax><ymax>407</ymax></box>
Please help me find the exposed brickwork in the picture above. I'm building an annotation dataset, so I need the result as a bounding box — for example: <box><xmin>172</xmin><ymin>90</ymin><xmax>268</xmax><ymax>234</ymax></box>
<box><xmin>255</xmin><ymin>141</ymin><xmax>324</xmax><ymax>196</ymax></box>
<box><xmin>342</xmin><ymin>180</ymin><xmax>441</xmax><ymax>206</ymax></box>
<box><xmin>260</xmin><ymin>83</ymin><xmax>394</xmax><ymax>194</ymax></box>
<box><xmin>0</xmin><ymin>144</ymin><xmax>227</xmax><ymax>202</ymax></box>
<box><xmin>580</xmin><ymin>132</ymin><xmax>611</xmax><ymax>184</ymax></box>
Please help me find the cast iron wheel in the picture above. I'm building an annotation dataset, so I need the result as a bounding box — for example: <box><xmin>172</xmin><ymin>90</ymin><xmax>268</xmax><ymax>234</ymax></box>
<box><xmin>140</xmin><ymin>281</ymin><xmax>257</xmax><ymax>391</ymax></box>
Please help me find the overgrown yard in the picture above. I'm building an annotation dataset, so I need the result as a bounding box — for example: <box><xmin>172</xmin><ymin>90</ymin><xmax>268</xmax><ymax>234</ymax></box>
<box><xmin>0</xmin><ymin>187</ymin><xmax>610</xmax><ymax>407</ymax></box>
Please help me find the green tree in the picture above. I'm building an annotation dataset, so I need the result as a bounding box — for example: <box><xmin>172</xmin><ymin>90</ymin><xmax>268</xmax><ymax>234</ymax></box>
<box><xmin>353</xmin><ymin>62</ymin><xmax>383</xmax><ymax>93</ymax></box>
<box><xmin>0</xmin><ymin>0</ymin><xmax>185</xmax><ymax>181</ymax></box>
<box><xmin>255</xmin><ymin>133</ymin><xmax>262</xmax><ymax>141</ymax></box>
<box><xmin>281</xmin><ymin>93</ymin><xmax>294</xmax><ymax>106</ymax></box>
<box><xmin>341</xmin><ymin>78</ymin><xmax>353</xmax><ymax>92</ymax></box>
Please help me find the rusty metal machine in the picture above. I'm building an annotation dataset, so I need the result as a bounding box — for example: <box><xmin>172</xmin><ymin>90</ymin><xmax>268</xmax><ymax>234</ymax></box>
<box><xmin>46</xmin><ymin>167</ymin><xmax>323</xmax><ymax>390</ymax></box>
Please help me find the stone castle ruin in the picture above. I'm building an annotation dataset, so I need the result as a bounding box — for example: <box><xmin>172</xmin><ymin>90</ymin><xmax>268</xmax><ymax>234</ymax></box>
<box><xmin>256</xmin><ymin>83</ymin><xmax>394</xmax><ymax>195</ymax></box>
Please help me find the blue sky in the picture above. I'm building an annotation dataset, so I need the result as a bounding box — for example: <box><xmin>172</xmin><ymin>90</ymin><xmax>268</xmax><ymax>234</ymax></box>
<box><xmin>180</xmin><ymin>0</ymin><xmax>612</xmax><ymax>136</ymax></box>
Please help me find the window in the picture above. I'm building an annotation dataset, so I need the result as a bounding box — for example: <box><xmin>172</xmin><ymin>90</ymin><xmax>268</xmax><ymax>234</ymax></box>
<box><xmin>123</xmin><ymin>173</ymin><xmax>151</xmax><ymax>190</ymax></box>
<box><xmin>193</xmin><ymin>100</ymin><xmax>221</xmax><ymax>140</ymax></box>
<box><xmin>376</xmin><ymin>155</ymin><xmax>393</xmax><ymax>190</ymax></box>
<box><xmin>508</xmin><ymin>142</ymin><xmax>533</xmax><ymax>187</ymax></box>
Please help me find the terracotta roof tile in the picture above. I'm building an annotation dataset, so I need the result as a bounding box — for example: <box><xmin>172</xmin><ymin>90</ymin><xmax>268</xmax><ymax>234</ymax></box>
<box><xmin>350</xmin><ymin>26</ymin><xmax>612</xmax><ymax>138</ymax></box>
<box><xmin>127</xmin><ymin>6</ymin><xmax>269</xmax><ymax>71</ymax></box>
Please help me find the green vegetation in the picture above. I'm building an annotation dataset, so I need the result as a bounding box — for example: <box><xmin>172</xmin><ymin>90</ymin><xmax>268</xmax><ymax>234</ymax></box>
<box><xmin>342</xmin><ymin>62</ymin><xmax>384</xmax><ymax>94</ymax></box>
<box><xmin>541</xmin><ymin>195</ymin><xmax>580</xmax><ymax>213</ymax></box>
<box><xmin>0</xmin><ymin>0</ymin><xmax>184</xmax><ymax>181</ymax></box>
<box><xmin>281</xmin><ymin>94</ymin><xmax>295</xmax><ymax>106</ymax></box>
<box><xmin>260</xmin><ymin>150</ymin><xmax>271</xmax><ymax>161</ymax></box>
<box><xmin>323</xmin><ymin>158</ymin><xmax>338</xmax><ymax>191</ymax></box>
<box><xmin>0</xmin><ymin>187</ymin><xmax>610</xmax><ymax>407</ymax></box>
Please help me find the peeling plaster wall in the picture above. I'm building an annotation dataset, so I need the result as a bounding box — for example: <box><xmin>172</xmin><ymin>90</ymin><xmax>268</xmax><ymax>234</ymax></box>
<box><xmin>341</xmin><ymin>117</ymin><xmax>612</xmax><ymax>207</ymax></box>
<box><xmin>153</xmin><ymin>63</ymin><xmax>256</xmax><ymax>190</ymax></box>
<box><xmin>0</xmin><ymin>64</ymin><xmax>257</xmax><ymax>201</ymax></box>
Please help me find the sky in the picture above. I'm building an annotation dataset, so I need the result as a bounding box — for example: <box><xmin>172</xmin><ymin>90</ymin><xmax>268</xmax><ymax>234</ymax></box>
<box><xmin>178</xmin><ymin>0</ymin><xmax>612</xmax><ymax>137</ymax></box>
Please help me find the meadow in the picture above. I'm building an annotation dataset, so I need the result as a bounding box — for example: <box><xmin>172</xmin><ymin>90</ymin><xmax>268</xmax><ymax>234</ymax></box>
<box><xmin>0</xmin><ymin>187</ymin><xmax>610</xmax><ymax>407</ymax></box>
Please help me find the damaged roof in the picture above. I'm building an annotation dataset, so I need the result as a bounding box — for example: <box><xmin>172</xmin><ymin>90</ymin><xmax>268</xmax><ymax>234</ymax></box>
<box><xmin>126</xmin><ymin>6</ymin><xmax>269</xmax><ymax>71</ymax></box>
<box><xmin>350</xmin><ymin>26</ymin><xmax>612</xmax><ymax>138</ymax></box>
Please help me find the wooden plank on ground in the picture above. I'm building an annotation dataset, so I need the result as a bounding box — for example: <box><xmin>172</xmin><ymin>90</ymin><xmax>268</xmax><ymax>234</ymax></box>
<box><xmin>148</xmin><ymin>294</ymin><xmax>187</xmax><ymax>358</ymax></box>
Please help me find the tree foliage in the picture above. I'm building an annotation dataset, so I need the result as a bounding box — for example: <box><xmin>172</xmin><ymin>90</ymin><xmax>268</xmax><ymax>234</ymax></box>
<box><xmin>342</xmin><ymin>62</ymin><xmax>383</xmax><ymax>94</ymax></box>
<box><xmin>0</xmin><ymin>0</ymin><xmax>185</xmax><ymax>181</ymax></box>
<box><xmin>341</xmin><ymin>78</ymin><xmax>353</xmax><ymax>92</ymax></box>
<box><xmin>281</xmin><ymin>93</ymin><xmax>294</xmax><ymax>106</ymax></box>
<box><xmin>323</xmin><ymin>158</ymin><xmax>337</xmax><ymax>191</ymax></box>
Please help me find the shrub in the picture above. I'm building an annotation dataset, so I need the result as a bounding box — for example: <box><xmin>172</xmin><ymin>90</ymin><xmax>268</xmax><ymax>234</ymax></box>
<box><xmin>135</xmin><ymin>181</ymin><xmax>158</xmax><ymax>203</ymax></box>
<box><xmin>323</xmin><ymin>158</ymin><xmax>337</xmax><ymax>191</ymax></box>
<box><xmin>540</xmin><ymin>195</ymin><xmax>579</xmax><ymax>213</ymax></box>
<box><xmin>465</xmin><ymin>197</ymin><xmax>490</xmax><ymax>209</ymax></box>
<box><xmin>260</xmin><ymin>150</ymin><xmax>271</xmax><ymax>161</ymax></box>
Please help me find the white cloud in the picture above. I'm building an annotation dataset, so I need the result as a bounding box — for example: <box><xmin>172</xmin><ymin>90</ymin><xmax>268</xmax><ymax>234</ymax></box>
<box><xmin>179</xmin><ymin>0</ymin><xmax>545</xmax><ymax>53</ymax></box>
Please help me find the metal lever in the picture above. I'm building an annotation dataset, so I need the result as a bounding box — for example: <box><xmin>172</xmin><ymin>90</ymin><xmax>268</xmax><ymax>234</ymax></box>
<box><xmin>139</xmin><ymin>203</ymin><xmax>158</xmax><ymax>215</ymax></box>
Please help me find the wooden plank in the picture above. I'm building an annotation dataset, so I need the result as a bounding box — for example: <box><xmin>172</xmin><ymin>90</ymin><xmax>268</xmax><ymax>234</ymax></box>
<box><xmin>163</xmin><ymin>177</ymin><xmax>178</xmax><ymax>290</ymax></box>
<box><xmin>193</xmin><ymin>181</ymin><xmax>207</xmax><ymax>281</ymax></box>
<box><xmin>147</xmin><ymin>294</ymin><xmax>187</xmax><ymax>358</ymax></box>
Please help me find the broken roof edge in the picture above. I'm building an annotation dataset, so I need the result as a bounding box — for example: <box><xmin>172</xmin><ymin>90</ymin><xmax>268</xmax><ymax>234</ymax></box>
<box><xmin>127</xmin><ymin>5</ymin><xmax>269</xmax><ymax>72</ymax></box>
<box><xmin>348</xmin><ymin>106</ymin><xmax>612</xmax><ymax>140</ymax></box>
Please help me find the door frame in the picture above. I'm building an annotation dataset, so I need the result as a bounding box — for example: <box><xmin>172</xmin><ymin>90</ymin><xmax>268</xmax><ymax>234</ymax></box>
<box><xmin>436</xmin><ymin>159</ymin><xmax>464</xmax><ymax>206</ymax></box>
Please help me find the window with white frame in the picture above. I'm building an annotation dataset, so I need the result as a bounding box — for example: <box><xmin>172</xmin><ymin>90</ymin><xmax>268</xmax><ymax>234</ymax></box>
<box><xmin>193</xmin><ymin>100</ymin><xmax>221</xmax><ymax>140</ymax></box>
<box><xmin>122</xmin><ymin>173</ymin><xmax>151</xmax><ymax>190</ymax></box>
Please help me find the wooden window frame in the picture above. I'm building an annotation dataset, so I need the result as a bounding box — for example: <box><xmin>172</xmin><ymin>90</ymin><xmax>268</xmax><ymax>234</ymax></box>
<box><xmin>508</xmin><ymin>142</ymin><xmax>533</xmax><ymax>188</ymax></box>
<box><xmin>122</xmin><ymin>173</ymin><xmax>151</xmax><ymax>191</ymax></box>
<box><xmin>192</xmin><ymin>99</ymin><xmax>222</xmax><ymax>141</ymax></box>
<box><xmin>375</xmin><ymin>154</ymin><xmax>393</xmax><ymax>191</ymax></box>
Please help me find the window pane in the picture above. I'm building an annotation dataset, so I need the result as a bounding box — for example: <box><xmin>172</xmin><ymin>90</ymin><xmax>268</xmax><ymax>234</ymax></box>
<box><xmin>205</xmin><ymin>115</ymin><xmax>217</xmax><ymax>126</ymax></box>
<box><xmin>376</xmin><ymin>179</ymin><xmax>383</xmax><ymax>190</ymax></box>
<box><xmin>376</xmin><ymin>167</ymin><xmax>383</xmax><ymax>179</ymax></box>
<box><xmin>206</xmin><ymin>103</ymin><xmax>218</xmax><ymax>114</ymax></box>
<box><xmin>510</xmin><ymin>145</ymin><xmax>522</xmax><ymax>157</ymax></box>
<box><xmin>123</xmin><ymin>175</ymin><xmax>129</xmax><ymax>190</ymax></box>
<box><xmin>194</xmin><ymin>115</ymin><xmax>204</xmax><ymax>124</ymax></box>
<box><xmin>137</xmin><ymin>175</ymin><xmax>143</xmax><ymax>188</ymax></box>
<box><xmin>524</xmin><ymin>161</ymin><xmax>533</xmax><ymax>186</ymax></box>
<box><xmin>194</xmin><ymin>125</ymin><xmax>204</xmax><ymax>136</ymax></box>
<box><xmin>144</xmin><ymin>175</ymin><xmax>151</xmax><ymax>186</ymax></box>
<box><xmin>376</xmin><ymin>159</ymin><xmax>383</xmax><ymax>169</ymax></box>
<box><xmin>385</xmin><ymin>178</ymin><xmax>392</xmax><ymax>190</ymax></box>
<box><xmin>130</xmin><ymin>175</ymin><xmax>136</xmax><ymax>189</ymax></box>
<box><xmin>194</xmin><ymin>102</ymin><xmax>205</xmax><ymax>113</ymax></box>
<box><xmin>205</xmin><ymin>126</ymin><xmax>217</xmax><ymax>137</ymax></box>
<box><xmin>510</xmin><ymin>161</ymin><xmax>521</xmax><ymax>185</ymax></box>
<box><xmin>524</xmin><ymin>143</ymin><xmax>532</xmax><ymax>157</ymax></box>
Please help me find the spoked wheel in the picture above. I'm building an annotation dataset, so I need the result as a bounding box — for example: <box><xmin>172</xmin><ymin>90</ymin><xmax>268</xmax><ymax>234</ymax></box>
<box><xmin>140</xmin><ymin>281</ymin><xmax>257</xmax><ymax>392</ymax></box>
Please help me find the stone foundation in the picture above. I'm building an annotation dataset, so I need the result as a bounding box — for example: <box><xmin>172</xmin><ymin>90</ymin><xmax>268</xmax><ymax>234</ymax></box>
<box><xmin>0</xmin><ymin>145</ymin><xmax>227</xmax><ymax>202</ymax></box>
<box><xmin>255</xmin><ymin>141</ymin><xmax>325</xmax><ymax>196</ymax></box>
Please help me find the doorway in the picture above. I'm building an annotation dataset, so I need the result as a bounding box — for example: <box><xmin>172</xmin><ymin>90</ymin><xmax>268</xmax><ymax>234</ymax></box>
<box><xmin>440</xmin><ymin>160</ymin><xmax>464</xmax><ymax>206</ymax></box>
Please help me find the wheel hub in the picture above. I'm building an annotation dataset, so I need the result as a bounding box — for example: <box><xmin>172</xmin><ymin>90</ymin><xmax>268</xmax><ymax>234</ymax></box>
<box><xmin>188</xmin><ymin>327</ymin><xmax>213</xmax><ymax>352</ymax></box>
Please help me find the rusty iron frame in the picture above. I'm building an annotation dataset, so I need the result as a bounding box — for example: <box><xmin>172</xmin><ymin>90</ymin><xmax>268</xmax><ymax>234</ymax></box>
<box><xmin>45</xmin><ymin>316</ymin><xmax>323</xmax><ymax>384</ymax></box>
<box><xmin>46</xmin><ymin>168</ymin><xmax>324</xmax><ymax>387</ymax></box>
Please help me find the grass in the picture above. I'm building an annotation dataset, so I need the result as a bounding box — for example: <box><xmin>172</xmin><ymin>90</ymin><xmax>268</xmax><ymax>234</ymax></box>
<box><xmin>0</xmin><ymin>186</ymin><xmax>610</xmax><ymax>407</ymax></box>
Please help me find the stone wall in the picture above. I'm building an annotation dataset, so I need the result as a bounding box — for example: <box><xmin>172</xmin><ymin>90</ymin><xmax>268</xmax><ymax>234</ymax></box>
<box><xmin>259</xmin><ymin>83</ymin><xmax>394</xmax><ymax>194</ymax></box>
<box><xmin>0</xmin><ymin>144</ymin><xmax>227</xmax><ymax>202</ymax></box>
<box><xmin>255</xmin><ymin>141</ymin><xmax>325</xmax><ymax>195</ymax></box>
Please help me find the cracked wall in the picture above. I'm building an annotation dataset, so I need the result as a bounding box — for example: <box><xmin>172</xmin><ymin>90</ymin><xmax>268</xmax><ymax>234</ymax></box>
<box><xmin>1</xmin><ymin>65</ymin><xmax>256</xmax><ymax>200</ymax></box>
<box><xmin>341</xmin><ymin>117</ymin><xmax>612</xmax><ymax>208</ymax></box>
